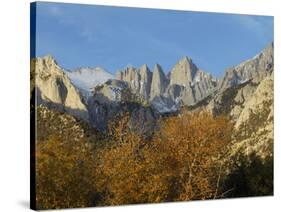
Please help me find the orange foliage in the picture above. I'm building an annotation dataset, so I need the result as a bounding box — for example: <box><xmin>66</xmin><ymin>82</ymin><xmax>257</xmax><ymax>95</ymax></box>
<box><xmin>94</xmin><ymin>114</ymin><xmax>168</xmax><ymax>205</ymax></box>
<box><xmin>36</xmin><ymin>136</ymin><xmax>96</xmax><ymax>209</ymax></box>
<box><xmin>35</xmin><ymin>110</ymin><xmax>232</xmax><ymax>208</ymax></box>
<box><xmin>153</xmin><ymin>111</ymin><xmax>232</xmax><ymax>201</ymax></box>
<box><xmin>94</xmin><ymin>111</ymin><xmax>232</xmax><ymax>205</ymax></box>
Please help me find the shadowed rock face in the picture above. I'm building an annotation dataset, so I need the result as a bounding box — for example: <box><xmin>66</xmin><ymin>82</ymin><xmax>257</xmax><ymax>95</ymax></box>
<box><xmin>139</xmin><ymin>64</ymin><xmax>152</xmax><ymax>100</ymax></box>
<box><xmin>32</xmin><ymin>55</ymin><xmax>89</xmax><ymax>121</ymax></box>
<box><xmin>87</xmin><ymin>79</ymin><xmax>159</xmax><ymax>136</ymax></box>
<box><xmin>235</xmin><ymin>73</ymin><xmax>273</xmax><ymax>129</ymax></box>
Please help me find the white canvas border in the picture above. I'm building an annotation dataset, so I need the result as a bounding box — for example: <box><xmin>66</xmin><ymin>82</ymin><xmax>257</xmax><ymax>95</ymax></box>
<box><xmin>0</xmin><ymin>0</ymin><xmax>280</xmax><ymax>211</ymax></box>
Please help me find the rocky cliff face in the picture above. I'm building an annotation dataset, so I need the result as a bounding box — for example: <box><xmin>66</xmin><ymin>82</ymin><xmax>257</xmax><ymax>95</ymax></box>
<box><xmin>219</xmin><ymin>43</ymin><xmax>273</xmax><ymax>90</ymax></box>
<box><xmin>169</xmin><ymin>56</ymin><xmax>197</xmax><ymax>86</ymax></box>
<box><xmin>232</xmin><ymin>73</ymin><xmax>273</xmax><ymax>158</ymax></box>
<box><xmin>87</xmin><ymin>79</ymin><xmax>159</xmax><ymax>135</ymax></box>
<box><xmin>116</xmin><ymin>67</ymin><xmax>141</xmax><ymax>93</ymax></box>
<box><xmin>32</xmin><ymin>55</ymin><xmax>89</xmax><ymax>121</ymax></box>
<box><xmin>235</xmin><ymin>73</ymin><xmax>273</xmax><ymax>129</ymax></box>
<box><xmin>116</xmin><ymin>64</ymin><xmax>152</xmax><ymax>101</ymax></box>
<box><xmin>139</xmin><ymin>64</ymin><xmax>152</xmax><ymax>100</ymax></box>
<box><xmin>116</xmin><ymin>57</ymin><xmax>218</xmax><ymax>112</ymax></box>
<box><xmin>207</xmin><ymin>43</ymin><xmax>274</xmax><ymax>119</ymax></box>
<box><xmin>87</xmin><ymin>79</ymin><xmax>128</xmax><ymax>131</ymax></box>
<box><xmin>150</xmin><ymin>64</ymin><xmax>169</xmax><ymax>100</ymax></box>
<box><xmin>168</xmin><ymin>57</ymin><xmax>217</xmax><ymax>105</ymax></box>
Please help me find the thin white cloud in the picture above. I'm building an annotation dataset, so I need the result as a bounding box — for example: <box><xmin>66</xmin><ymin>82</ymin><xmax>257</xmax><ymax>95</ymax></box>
<box><xmin>233</xmin><ymin>15</ymin><xmax>273</xmax><ymax>41</ymax></box>
<box><xmin>80</xmin><ymin>28</ymin><xmax>95</xmax><ymax>42</ymax></box>
<box><xmin>47</xmin><ymin>5</ymin><xmax>62</xmax><ymax>17</ymax></box>
<box><xmin>42</xmin><ymin>5</ymin><xmax>99</xmax><ymax>43</ymax></box>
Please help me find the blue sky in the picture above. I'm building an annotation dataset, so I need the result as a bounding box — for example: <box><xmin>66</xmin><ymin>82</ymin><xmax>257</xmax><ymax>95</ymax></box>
<box><xmin>34</xmin><ymin>2</ymin><xmax>273</xmax><ymax>77</ymax></box>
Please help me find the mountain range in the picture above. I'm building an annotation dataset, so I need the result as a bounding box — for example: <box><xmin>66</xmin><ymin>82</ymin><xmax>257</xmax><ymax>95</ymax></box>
<box><xmin>32</xmin><ymin>42</ymin><xmax>274</xmax><ymax>155</ymax></box>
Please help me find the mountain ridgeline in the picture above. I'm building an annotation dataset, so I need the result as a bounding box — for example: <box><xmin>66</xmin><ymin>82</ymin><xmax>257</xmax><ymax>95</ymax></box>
<box><xmin>32</xmin><ymin>43</ymin><xmax>273</xmax><ymax>138</ymax></box>
<box><xmin>116</xmin><ymin>56</ymin><xmax>218</xmax><ymax>112</ymax></box>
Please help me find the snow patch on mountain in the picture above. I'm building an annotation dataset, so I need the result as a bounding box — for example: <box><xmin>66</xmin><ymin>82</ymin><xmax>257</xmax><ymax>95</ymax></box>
<box><xmin>65</xmin><ymin>67</ymin><xmax>114</xmax><ymax>92</ymax></box>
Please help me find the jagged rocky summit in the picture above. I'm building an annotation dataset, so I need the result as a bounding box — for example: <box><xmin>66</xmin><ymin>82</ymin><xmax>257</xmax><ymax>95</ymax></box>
<box><xmin>32</xmin><ymin>42</ymin><xmax>274</xmax><ymax>142</ymax></box>
<box><xmin>207</xmin><ymin>43</ymin><xmax>274</xmax><ymax>118</ymax></box>
<box><xmin>31</xmin><ymin>55</ymin><xmax>89</xmax><ymax>121</ymax></box>
<box><xmin>219</xmin><ymin>43</ymin><xmax>273</xmax><ymax>91</ymax></box>
<box><xmin>116</xmin><ymin>56</ymin><xmax>218</xmax><ymax>112</ymax></box>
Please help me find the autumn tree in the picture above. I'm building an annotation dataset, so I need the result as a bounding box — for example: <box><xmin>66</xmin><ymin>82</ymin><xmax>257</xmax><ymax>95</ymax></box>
<box><xmin>152</xmin><ymin>110</ymin><xmax>233</xmax><ymax>201</ymax></box>
<box><xmin>36</xmin><ymin>136</ymin><xmax>97</xmax><ymax>209</ymax></box>
<box><xmin>35</xmin><ymin>106</ymin><xmax>233</xmax><ymax>208</ymax></box>
<box><xmin>94</xmin><ymin>110</ymin><xmax>233</xmax><ymax>205</ymax></box>
<box><xmin>94</xmin><ymin>114</ymin><xmax>170</xmax><ymax>205</ymax></box>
